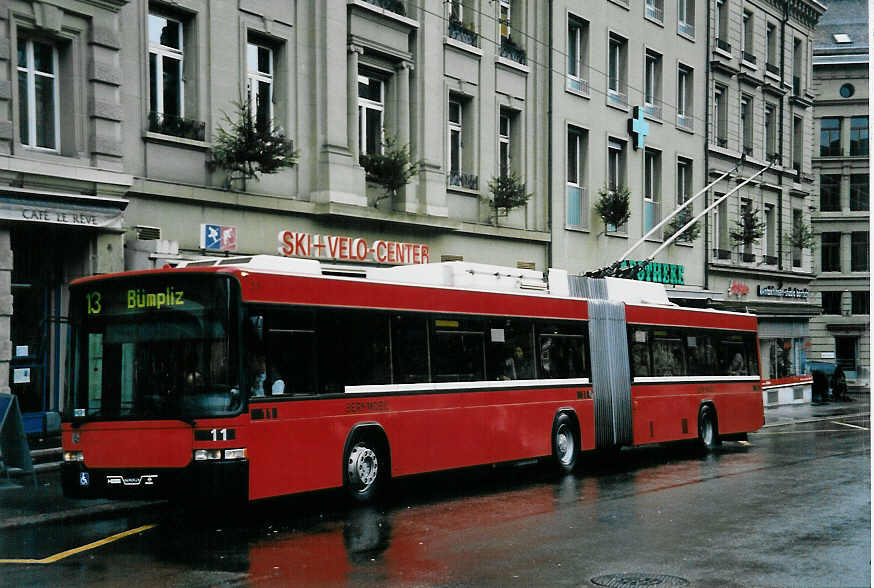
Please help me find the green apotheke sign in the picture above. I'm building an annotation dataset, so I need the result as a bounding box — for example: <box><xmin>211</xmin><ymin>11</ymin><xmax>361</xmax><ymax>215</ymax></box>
<box><xmin>619</xmin><ymin>260</ymin><xmax>685</xmax><ymax>285</ymax></box>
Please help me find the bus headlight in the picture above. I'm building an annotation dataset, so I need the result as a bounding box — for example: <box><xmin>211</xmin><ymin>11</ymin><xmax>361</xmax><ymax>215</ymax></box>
<box><xmin>194</xmin><ymin>449</ymin><xmax>222</xmax><ymax>461</ymax></box>
<box><xmin>223</xmin><ymin>448</ymin><xmax>247</xmax><ymax>460</ymax></box>
<box><xmin>63</xmin><ymin>451</ymin><xmax>84</xmax><ymax>462</ymax></box>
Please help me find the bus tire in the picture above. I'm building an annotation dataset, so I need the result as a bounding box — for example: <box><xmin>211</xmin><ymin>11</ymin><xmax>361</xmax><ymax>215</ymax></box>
<box><xmin>698</xmin><ymin>405</ymin><xmax>721</xmax><ymax>449</ymax></box>
<box><xmin>552</xmin><ymin>413</ymin><xmax>578</xmax><ymax>473</ymax></box>
<box><xmin>344</xmin><ymin>435</ymin><xmax>386</xmax><ymax>503</ymax></box>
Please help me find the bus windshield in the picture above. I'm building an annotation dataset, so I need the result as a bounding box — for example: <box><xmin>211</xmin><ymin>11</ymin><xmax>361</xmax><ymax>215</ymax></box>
<box><xmin>67</xmin><ymin>274</ymin><xmax>240</xmax><ymax>421</ymax></box>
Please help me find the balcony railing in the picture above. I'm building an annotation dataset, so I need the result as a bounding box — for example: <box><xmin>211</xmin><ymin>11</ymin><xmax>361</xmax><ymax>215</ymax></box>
<box><xmin>713</xmin><ymin>248</ymin><xmax>731</xmax><ymax>260</ymax></box>
<box><xmin>678</xmin><ymin>20</ymin><xmax>695</xmax><ymax>36</ymax></box>
<box><xmin>766</xmin><ymin>62</ymin><xmax>779</xmax><ymax>75</ymax></box>
<box><xmin>500</xmin><ymin>37</ymin><xmax>527</xmax><ymax>65</ymax></box>
<box><xmin>763</xmin><ymin>254</ymin><xmax>778</xmax><ymax>265</ymax></box>
<box><xmin>607</xmin><ymin>88</ymin><xmax>628</xmax><ymax>107</ymax></box>
<box><xmin>448</xmin><ymin>171</ymin><xmax>479</xmax><ymax>190</ymax></box>
<box><xmin>645</xmin><ymin>0</ymin><xmax>664</xmax><ymax>22</ymax></box>
<box><xmin>742</xmin><ymin>252</ymin><xmax>756</xmax><ymax>263</ymax></box>
<box><xmin>676</xmin><ymin>112</ymin><xmax>694</xmax><ymax>131</ymax></box>
<box><xmin>448</xmin><ymin>18</ymin><xmax>478</xmax><ymax>47</ymax></box>
<box><xmin>148</xmin><ymin>111</ymin><xmax>206</xmax><ymax>141</ymax></box>
<box><xmin>742</xmin><ymin>51</ymin><xmax>757</xmax><ymax>64</ymax></box>
<box><xmin>716</xmin><ymin>38</ymin><xmax>731</xmax><ymax>53</ymax></box>
<box><xmin>743</xmin><ymin>145</ymin><xmax>753</xmax><ymax>156</ymax></box>
<box><xmin>567</xmin><ymin>74</ymin><xmax>590</xmax><ymax>95</ymax></box>
<box><xmin>643</xmin><ymin>100</ymin><xmax>662</xmax><ymax>120</ymax></box>
<box><xmin>364</xmin><ymin>0</ymin><xmax>406</xmax><ymax>16</ymax></box>
<box><xmin>716</xmin><ymin>137</ymin><xmax>728</xmax><ymax>148</ymax></box>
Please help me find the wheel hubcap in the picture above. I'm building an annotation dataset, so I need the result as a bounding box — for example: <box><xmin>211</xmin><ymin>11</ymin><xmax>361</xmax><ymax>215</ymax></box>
<box><xmin>556</xmin><ymin>425</ymin><xmax>573</xmax><ymax>465</ymax></box>
<box><xmin>348</xmin><ymin>444</ymin><xmax>378</xmax><ymax>491</ymax></box>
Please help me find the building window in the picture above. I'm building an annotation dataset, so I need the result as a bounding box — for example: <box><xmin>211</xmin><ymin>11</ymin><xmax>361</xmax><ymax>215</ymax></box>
<box><xmin>17</xmin><ymin>38</ymin><xmax>60</xmax><ymax>150</ymax></box>
<box><xmin>835</xmin><ymin>336</ymin><xmax>857</xmax><ymax>372</ymax></box>
<box><xmin>678</xmin><ymin>0</ymin><xmax>695</xmax><ymax>36</ymax></box>
<box><xmin>820</xmin><ymin>175</ymin><xmax>841</xmax><ymax>212</ymax></box>
<box><xmin>358</xmin><ymin>73</ymin><xmax>384</xmax><ymax>156</ymax></box>
<box><xmin>677</xmin><ymin>157</ymin><xmax>692</xmax><ymax>206</ymax></box>
<box><xmin>714</xmin><ymin>85</ymin><xmax>727</xmax><ymax>147</ymax></box>
<box><xmin>850</xmin><ymin>116</ymin><xmax>868</xmax><ymax>156</ymax></box>
<box><xmin>821</xmin><ymin>291</ymin><xmax>842</xmax><ymax>315</ymax></box>
<box><xmin>766</xmin><ymin>23</ymin><xmax>777</xmax><ymax>68</ymax></box>
<box><xmin>764</xmin><ymin>103</ymin><xmax>777</xmax><ymax>159</ymax></box>
<box><xmin>850</xmin><ymin>174</ymin><xmax>868</xmax><ymax>211</ymax></box>
<box><xmin>715</xmin><ymin>0</ymin><xmax>728</xmax><ymax>48</ymax></box>
<box><xmin>676</xmin><ymin>66</ymin><xmax>693</xmax><ymax>130</ymax></box>
<box><xmin>820</xmin><ymin>117</ymin><xmax>842</xmax><ymax>156</ymax></box>
<box><xmin>742</xmin><ymin>11</ymin><xmax>755</xmax><ymax>63</ymax></box>
<box><xmin>764</xmin><ymin>205</ymin><xmax>776</xmax><ymax>258</ymax></box>
<box><xmin>645</xmin><ymin>0</ymin><xmax>664</xmax><ymax>23</ymax></box>
<box><xmin>607</xmin><ymin>138</ymin><xmax>627</xmax><ymax>232</ymax></box>
<box><xmin>499</xmin><ymin>111</ymin><xmax>511</xmax><ymax>176</ymax></box>
<box><xmin>149</xmin><ymin>13</ymin><xmax>184</xmax><ymax>119</ymax></box>
<box><xmin>247</xmin><ymin>43</ymin><xmax>273</xmax><ymax>131</ymax></box>
<box><xmin>792</xmin><ymin>38</ymin><xmax>803</xmax><ymax>95</ymax></box>
<box><xmin>644</xmin><ymin>51</ymin><xmax>662</xmax><ymax>119</ymax></box>
<box><xmin>567</xmin><ymin>16</ymin><xmax>589</xmax><ymax>93</ymax></box>
<box><xmin>567</xmin><ymin>126</ymin><xmax>588</xmax><ymax>229</ymax></box>
<box><xmin>792</xmin><ymin>116</ymin><xmax>803</xmax><ymax>174</ymax></box>
<box><xmin>448</xmin><ymin>99</ymin><xmax>462</xmax><ymax>176</ymax></box>
<box><xmin>792</xmin><ymin>208</ymin><xmax>803</xmax><ymax>267</ymax></box>
<box><xmin>644</xmin><ymin>148</ymin><xmax>661</xmax><ymax>234</ymax></box>
<box><xmin>851</xmin><ymin>291</ymin><xmax>869</xmax><ymax>315</ymax></box>
<box><xmin>851</xmin><ymin>231</ymin><xmax>868</xmax><ymax>271</ymax></box>
<box><xmin>715</xmin><ymin>199</ymin><xmax>729</xmax><ymax>252</ymax></box>
<box><xmin>821</xmin><ymin>232</ymin><xmax>841</xmax><ymax>272</ymax></box>
<box><xmin>607</xmin><ymin>34</ymin><xmax>627</xmax><ymax>106</ymax></box>
<box><xmin>449</xmin><ymin>0</ymin><xmax>462</xmax><ymax>21</ymax></box>
<box><xmin>740</xmin><ymin>95</ymin><xmax>753</xmax><ymax>154</ymax></box>
<box><xmin>499</xmin><ymin>0</ymin><xmax>511</xmax><ymax>39</ymax></box>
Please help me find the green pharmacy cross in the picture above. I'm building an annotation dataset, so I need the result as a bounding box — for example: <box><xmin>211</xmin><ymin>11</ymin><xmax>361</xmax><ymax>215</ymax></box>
<box><xmin>628</xmin><ymin>106</ymin><xmax>649</xmax><ymax>151</ymax></box>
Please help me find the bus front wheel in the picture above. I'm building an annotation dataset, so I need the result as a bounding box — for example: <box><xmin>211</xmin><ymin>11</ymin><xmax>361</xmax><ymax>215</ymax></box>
<box><xmin>552</xmin><ymin>413</ymin><xmax>578</xmax><ymax>473</ymax></box>
<box><xmin>345</xmin><ymin>438</ymin><xmax>385</xmax><ymax>503</ymax></box>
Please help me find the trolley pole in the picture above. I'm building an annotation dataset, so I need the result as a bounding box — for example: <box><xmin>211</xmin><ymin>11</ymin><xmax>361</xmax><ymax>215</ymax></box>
<box><xmin>619</xmin><ymin>157</ymin><xmax>745</xmax><ymax>262</ymax></box>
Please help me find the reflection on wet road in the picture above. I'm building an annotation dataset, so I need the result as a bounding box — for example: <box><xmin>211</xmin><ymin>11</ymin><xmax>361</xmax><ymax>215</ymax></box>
<box><xmin>3</xmin><ymin>415</ymin><xmax>869</xmax><ymax>586</ymax></box>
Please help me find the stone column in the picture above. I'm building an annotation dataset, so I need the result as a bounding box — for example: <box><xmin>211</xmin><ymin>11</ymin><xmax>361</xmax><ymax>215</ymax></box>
<box><xmin>348</xmin><ymin>45</ymin><xmax>363</xmax><ymax>164</ymax></box>
<box><xmin>395</xmin><ymin>60</ymin><xmax>412</xmax><ymax>148</ymax></box>
<box><xmin>0</xmin><ymin>230</ymin><xmax>12</xmax><ymax>395</ymax></box>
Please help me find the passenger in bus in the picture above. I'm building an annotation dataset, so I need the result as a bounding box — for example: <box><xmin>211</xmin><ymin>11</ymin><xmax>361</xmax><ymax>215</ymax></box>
<box><xmin>269</xmin><ymin>368</ymin><xmax>286</xmax><ymax>395</ymax></box>
<box><xmin>729</xmin><ymin>352</ymin><xmax>746</xmax><ymax>375</ymax></box>
<box><xmin>502</xmin><ymin>346</ymin><xmax>529</xmax><ymax>380</ymax></box>
<box><xmin>249</xmin><ymin>354</ymin><xmax>267</xmax><ymax>396</ymax></box>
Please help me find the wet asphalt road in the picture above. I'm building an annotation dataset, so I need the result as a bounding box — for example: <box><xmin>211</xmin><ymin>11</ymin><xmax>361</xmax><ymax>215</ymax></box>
<box><xmin>3</xmin><ymin>414</ymin><xmax>870</xmax><ymax>587</ymax></box>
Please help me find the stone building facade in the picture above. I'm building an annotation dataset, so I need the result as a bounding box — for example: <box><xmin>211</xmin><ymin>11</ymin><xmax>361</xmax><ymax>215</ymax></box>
<box><xmin>705</xmin><ymin>0</ymin><xmax>825</xmax><ymax>404</ymax></box>
<box><xmin>809</xmin><ymin>0</ymin><xmax>869</xmax><ymax>386</ymax></box>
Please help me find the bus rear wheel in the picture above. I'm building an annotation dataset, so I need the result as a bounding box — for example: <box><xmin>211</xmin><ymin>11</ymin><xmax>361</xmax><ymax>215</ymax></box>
<box><xmin>698</xmin><ymin>405</ymin><xmax>720</xmax><ymax>449</ymax></box>
<box><xmin>552</xmin><ymin>413</ymin><xmax>578</xmax><ymax>473</ymax></box>
<box><xmin>345</xmin><ymin>438</ymin><xmax>385</xmax><ymax>503</ymax></box>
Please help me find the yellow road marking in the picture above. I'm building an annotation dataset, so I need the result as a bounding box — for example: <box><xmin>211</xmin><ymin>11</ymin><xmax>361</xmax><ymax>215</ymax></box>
<box><xmin>0</xmin><ymin>523</ymin><xmax>157</xmax><ymax>565</ymax></box>
<box><xmin>831</xmin><ymin>420</ymin><xmax>869</xmax><ymax>431</ymax></box>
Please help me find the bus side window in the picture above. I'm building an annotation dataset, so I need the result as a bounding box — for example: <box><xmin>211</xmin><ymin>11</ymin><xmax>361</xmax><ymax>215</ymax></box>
<box><xmin>318</xmin><ymin>309</ymin><xmax>390</xmax><ymax>393</ymax></box>
<box><xmin>536</xmin><ymin>320</ymin><xmax>588</xmax><ymax>379</ymax></box>
<box><xmin>688</xmin><ymin>333</ymin><xmax>717</xmax><ymax>376</ymax></box>
<box><xmin>651</xmin><ymin>330</ymin><xmax>686</xmax><ymax>377</ymax></box>
<box><xmin>718</xmin><ymin>337</ymin><xmax>748</xmax><ymax>375</ymax></box>
<box><xmin>392</xmin><ymin>314</ymin><xmax>428</xmax><ymax>384</ymax></box>
<box><xmin>629</xmin><ymin>328</ymin><xmax>651</xmax><ymax>378</ymax></box>
<box><xmin>430</xmin><ymin>317</ymin><xmax>485</xmax><ymax>382</ymax></box>
<box><xmin>486</xmin><ymin>318</ymin><xmax>534</xmax><ymax>380</ymax></box>
<box><xmin>265</xmin><ymin>330</ymin><xmax>316</xmax><ymax>396</ymax></box>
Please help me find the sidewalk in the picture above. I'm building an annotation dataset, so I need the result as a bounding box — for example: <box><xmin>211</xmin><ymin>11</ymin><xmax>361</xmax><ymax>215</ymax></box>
<box><xmin>0</xmin><ymin>395</ymin><xmax>868</xmax><ymax>530</ymax></box>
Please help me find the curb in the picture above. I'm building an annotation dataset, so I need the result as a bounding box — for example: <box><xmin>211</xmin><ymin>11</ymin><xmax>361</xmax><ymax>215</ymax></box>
<box><xmin>761</xmin><ymin>410</ymin><xmax>870</xmax><ymax>429</ymax></box>
<box><xmin>0</xmin><ymin>499</ymin><xmax>167</xmax><ymax>531</ymax></box>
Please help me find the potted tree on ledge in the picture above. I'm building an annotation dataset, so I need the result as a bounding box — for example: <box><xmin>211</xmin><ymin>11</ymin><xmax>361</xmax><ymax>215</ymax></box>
<box><xmin>485</xmin><ymin>172</ymin><xmax>531</xmax><ymax>225</ymax></box>
<box><xmin>594</xmin><ymin>185</ymin><xmax>631</xmax><ymax>234</ymax></box>
<box><xmin>359</xmin><ymin>135</ymin><xmax>422</xmax><ymax>208</ymax></box>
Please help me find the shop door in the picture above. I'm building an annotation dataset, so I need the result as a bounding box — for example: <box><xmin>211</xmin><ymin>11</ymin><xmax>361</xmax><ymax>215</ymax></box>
<box><xmin>9</xmin><ymin>228</ymin><xmax>62</xmax><ymax>433</ymax></box>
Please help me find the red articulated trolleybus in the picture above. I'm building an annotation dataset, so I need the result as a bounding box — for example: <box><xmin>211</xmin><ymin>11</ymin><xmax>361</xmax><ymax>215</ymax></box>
<box><xmin>62</xmin><ymin>256</ymin><xmax>764</xmax><ymax>503</ymax></box>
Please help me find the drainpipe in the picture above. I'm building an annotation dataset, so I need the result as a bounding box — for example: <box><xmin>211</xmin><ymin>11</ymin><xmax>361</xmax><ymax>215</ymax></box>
<box><xmin>547</xmin><ymin>0</ymin><xmax>554</xmax><ymax>270</ymax></box>
<box><xmin>704</xmin><ymin>0</ymin><xmax>712</xmax><ymax>290</ymax></box>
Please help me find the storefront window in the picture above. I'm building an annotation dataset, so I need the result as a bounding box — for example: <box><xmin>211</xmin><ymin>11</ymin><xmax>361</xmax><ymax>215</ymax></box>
<box><xmin>761</xmin><ymin>337</ymin><xmax>808</xmax><ymax>380</ymax></box>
